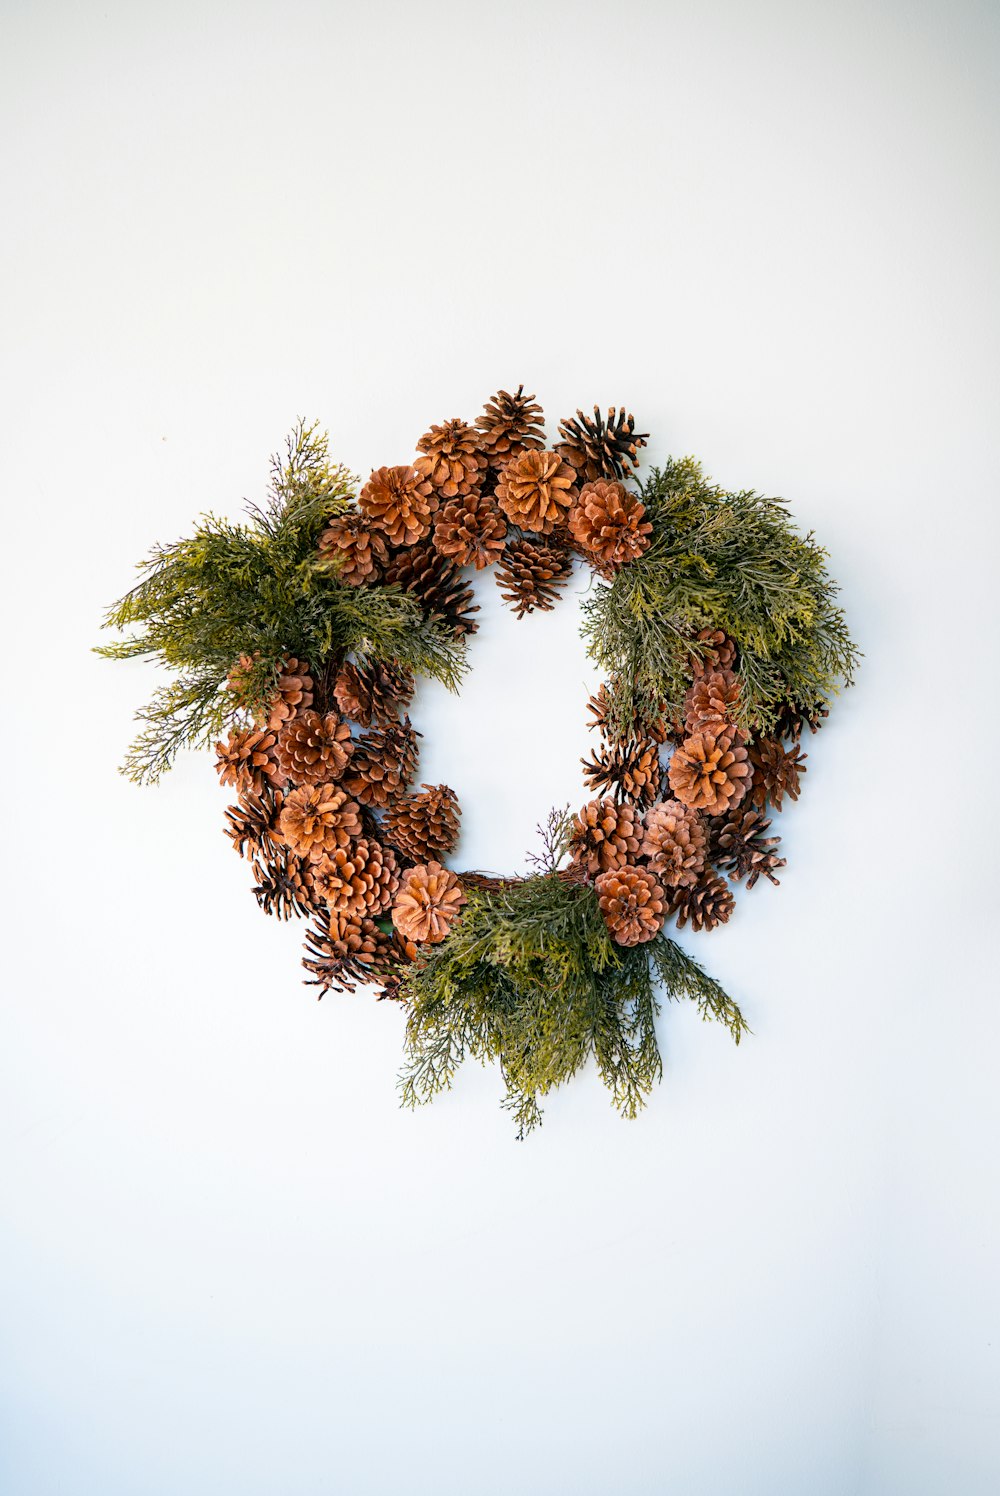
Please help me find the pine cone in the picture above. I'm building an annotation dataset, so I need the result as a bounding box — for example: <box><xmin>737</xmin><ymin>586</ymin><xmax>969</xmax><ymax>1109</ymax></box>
<box><xmin>274</xmin><ymin>711</ymin><xmax>353</xmax><ymax>786</ymax></box>
<box><xmin>310</xmin><ymin>838</ymin><xmax>400</xmax><ymax>919</ymax></box>
<box><xmin>359</xmin><ymin>465</ymin><xmax>437</xmax><ymax>547</ymax></box>
<box><xmin>475</xmin><ymin>385</ymin><xmax>546</xmax><ymax>467</ymax></box>
<box><xmin>303</xmin><ymin>913</ymin><xmax>396</xmax><ymax>995</ymax></box>
<box><xmin>495</xmin><ymin>449</ymin><xmax>577</xmax><ymax>534</ymax></box>
<box><xmin>748</xmin><ymin>738</ymin><xmax>807</xmax><ymax>811</ymax></box>
<box><xmin>264</xmin><ymin>656</ymin><xmax>315</xmax><ymax>731</ymax></box>
<box><xmin>556</xmin><ymin>405</ymin><xmax>648</xmax><ymax>482</ymax></box>
<box><xmin>414</xmin><ymin>419</ymin><xmax>487</xmax><ymax>499</ymax></box>
<box><xmin>683</xmin><ymin>669</ymin><xmax>741</xmax><ymax>737</ymax></box>
<box><xmin>568</xmin><ymin>480</ymin><xmax>652</xmax><ymax>572</ymax></box>
<box><xmin>318</xmin><ymin>512</ymin><xmax>390</xmax><ymax>585</ymax></box>
<box><xmin>495</xmin><ymin>537</ymin><xmax>572</xmax><ymax>617</ymax></box>
<box><xmin>568</xmin><ymin>798</ymin><xmax>642</xmax><ymax>878</ymax></box>
<box><xmin>216</xmin><ymin>726</ymin><xmax>282</xmax><ymax>795</ymax></box>
<box><xmin>667</xmin><ymin>731</ymin><xmax>750</xmax><ymax>815</ymax></box>
<box><xmin>710</xmin><ymin>807</ymin><xmax>785</xmax><ymax>888</ymax></box>
<box><xmin>382</xmin><ymin>540</ymin><xmax>480</xmax><ymax>637</ymax></box>
<box><xmin>433</xmin><ymin>491</ymin><xmax>507</xmax><ymax>569</ymax></box>
<box><xmin>278</xmin><ymin>783</ymin><xmax>362</xmax><ymax>860</ymax></box>
<box><xmin>595</xmin><ymin>865</ymin><xmax>666</xmax><ymax>947</ymax></box>
<box><xmin>773</xmin><ymin>698</ymin><xmax>829</xmax><ymax>742</ymax></box>
<box><xmin>224</xmin><ymin>783</ymin><xmax>285</xmax><ymax>859</ymax></box>
<box><xmin>251</xmin><ymin>843</ymin><xmax>318</xmax><ymax>920</ymax></box>
<box><xmin>333</xmin><ymin>659</ymin><xmax>414</xmax><ymax>728</ymax></box>
<box><xmin>581</xmin><ymin>739</ymin><xmax>661</xmax><ymax>807</ymax></box>
<box><xmin>669</xmin><ymin>872</ymin><xmax>735</xmax><ymax>933</ymax></box>
<box><xmin>689</xmin><ymin>628</ymin><xmax>737</xmax><ymax>677</ymax></box>
<box><xmin>586</xmin><ymin>682</ymin><xmax>675</xmax><ymax>746</ymax></box>
<box><xmin>383</xmin><ymin>783</ymin><xmax>461</xmax><ymax>863</ymax></box>
<box><xmin>342</xmin><ymin>718</ymin><xmax>420</xmax><ymax>809</ymax></box>
<box><xmin>392</xmin><ymin>860</ymin><xmax>467</xmax><ymax>945</ymax></box>
<box><xmin>640</xmin><ymin>800</ymin><xmax>708</xmax><ymax>889</ymax></box>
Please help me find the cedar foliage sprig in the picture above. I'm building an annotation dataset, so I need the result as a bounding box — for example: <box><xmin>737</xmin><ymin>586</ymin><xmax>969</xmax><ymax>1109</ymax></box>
<box><xmin>98</xmin><ymin>421</ymin><xmax>468</xmax><ymax>782</ymax></box>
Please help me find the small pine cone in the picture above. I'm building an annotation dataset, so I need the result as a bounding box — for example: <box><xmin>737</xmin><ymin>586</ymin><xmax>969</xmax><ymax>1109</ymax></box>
<box><xmin>690</xmin><ymin>628</ymin><xmax>737</xmax><ymax>677</ymax></box>
<box><xmin>710</xmin><ymin>807</ymin><xmax>785</xmax><ymax>888</ymax></box>
<box><xmin>475</xmin><ymin>385</ymin><xmax>546</xmax><ymax>467</ymax></box>
<box><xmin>748</xmin><ymin>738</ymin><xmax>807</xmax><ymax>811</ymax></box>
<box><xmin>568</xmin><ymin>798</ymin><xmax>642</xmax><ymax>878</ymax></box>
<box><xmin>359</xmin><ymin>465</ymin><xmax>437</xmax><ymax>547</ymax></box>
<box><xmin>251</xmin><ymin>843</ymin><xmax>318</xmax><ymax>920</ymax></box>
<box><xmin>433</xmin><ymin>491</ymin><xmax>507</xmax><ymax>569</ymax></box>
<box><xmin>568</xmin><ymin>479</ymin><xmax>652</xmax><ymax>573</ymax></box>
<box><xmin>773</xmin><ymin>698</ymin><xmax>829</xmax><ymax>742</ymax></box>
<box><xmin>333</xmin><ymin>659</ymin><xmax>414</xmax><ymax>728</ymax></box>
<box><xmin>265</xmin><ymin>656</ymin><xmax>315</xmax><ymax>731</ymax></box>
<box><xmin>216</xmin><ymin>726</ymin><xmax>282</xmax><ymax>795</ymax></box>
<box><xmin>274</xmin><ymin>711</ymin><xmax>353</xmax><ymax>786</ymax></box>
<box><xmin>668</xmin><ymin>731</ymin><xmax>750</xmax><ymax>815</ymax></box>
<box><xmin>342</xmin><ymin>718</ymin><xmax>420</xmax><ymax>809</ymax></box>
<box><xmin>224</xmin><ymin>783</ymin><xmax>285</xmax><ymax>859</ymax></box>
<box><xmin>318</xmin><ymin>512</ymin><xmax>390</xmax><ymax>585</ymax></box>
<box><xmin>669</xmin><ymin>871</ymin><xmax>735</xmax><ymax>933</ymax></box>
<box><xmin>393</xmin><ymin>860</ymin><xmax>467</xmax><ymax>945</ymax></box>
<box><xmin>310</xmin><ymin>837</ymin><xmax>400</xmax><ymax>919</ymax></box>
<box><xmin>586</xmin><ymin>682</ymin><xmax>674</xmax><ymax>746</ymax></box>
<box><xmin>302</xmin><ymin>912</ymin><xmax>394</xmax><ymax>995</ymax></box>
<box><xmin>595</xmin><ymin>865</ymin><xmax>666</xmax><ymax>947</ymax></box>
<box><xmin>581</xmin><ymin>739</ymin><xmax>661</xmax><ymax>807</ymax></box>
<box><xmin>495</xmin><ymin>449</ymin><xmax>577</xmax><ymax>534</ymax></box>
<box><xmin>278</xmin><ymin>783</ymin><xmax>362</xmax><ymax>860</ymax></box>
<box><xmin>683</xmin><ymin>669</ymin><xmax>741</xmax><ymax>737</ymax></box>
<box><xmin>382</xmin><ymin>539</ymin><xmax>480</xmax><ymax>637</ymax></box>
<box><xmin>383</xmin><ymin>783</ymin><xmax>461</xmax><ymax>864</ymax></box>
<box><xmin>414</xmin><ymin>419</ymin><xmax>488</xmax><ymax>499</ymax></box>
<box><xmin>556</xmin><ymin>405</ymin><xmax>649</xmax><ymax>482</ymax></box>
<box><xmin>640</xmin><ymin>800</ymin><xmax>708</xmax><ymax>889</ymax></box>
<box><xmin>495</xmin><ymin>537</ymin><xmax>572</xmax><ymax>617</ymax></box>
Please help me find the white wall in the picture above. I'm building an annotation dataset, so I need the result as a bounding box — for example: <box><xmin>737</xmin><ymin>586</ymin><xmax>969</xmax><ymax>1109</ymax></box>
<box><xmin>2</xmin><ymin>2</ymin><xmax>998</xmax><ymax>1492</ymax></box>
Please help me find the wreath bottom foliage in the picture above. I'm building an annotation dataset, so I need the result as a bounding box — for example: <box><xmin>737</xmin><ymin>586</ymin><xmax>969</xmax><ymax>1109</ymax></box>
<box><xmin>101</xmin><ymin>386</ymin><xmax>857</xmax><ymax>1135</ymax></box>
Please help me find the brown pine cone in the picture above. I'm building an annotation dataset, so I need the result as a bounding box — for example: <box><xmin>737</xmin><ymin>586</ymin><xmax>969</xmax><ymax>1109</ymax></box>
<box><xmin>586</xmin><ymin>682</ymin><xmax>675</xmax><ymax>746</ymax></box>
<box><xmin>710</xmin><ymin>807</ymin><xmax>785</xmax><ymax>888</ymax></box>
<box><xmin>264</xmin><ymin>656</ymin><xmax>315</xmax><ymax>731</ymax></box>
<box><xmin>414</xmin><ymin>419</ymin><xmax>487</xmax><ymax>499</ymax></box>
<box><xmin>392</xmin><ymin>861</ymin><xmax>467</xmax><ymax>945</ymax></box>
<box><xmin>384</xmin><ymin>783</ymin><xmax>461</xmax><ymax>863</ymax></box>
<box><xmin>683</xmin><ymin>669</ymin><xmax>741</xmax><ymax>737</ymax></box>
<box><xmin>251</xmin><ymin>843</ymin><xmax>319</xmax><ymax>920</ymax></box>
<box><xmin>495</xmin><ymin>449</ymin><xmax>577</xmax><ymax>534</ymax></box>
<box><xmin>495</xmin><ymin>537</ymin><xmax>573</xmax><ymax>617</ymax></box>
<box><xmin>748</xmin><ymin>738</ymin><xmax>807</xmax><ymax>811</ymax></box>
<box><xmin>640</xmin><ymin>800</ymin><xmax>708</xmax><ymax>889</ymax></box>
<box><xmin>318</xmin><ymin>512</ymin><xmax>390</xmax><ymax>585</ymax></box>
<box><xmin>342</xmin><ymin>718</ymin><xmax>420</xmax><ymax>809</ymax></box>
<box><xmin>581</xmin><ymin>738</ymin><xmax>661</xmax><ymax>807</ymax></box>
<box><xmin>310</xmin><ymin>837</ymin><xmax>400</xmax><ymax>919</ymax></box>
<box><xmin>302</xmin><ymin>912</ymin><xmax>395</xmax><ymax>996</ymax></box>
<box><xmin>278</xmin><ymin>783</ymin><xmax>362</xmax><ymax>860</ymax></box>
<box><xmin>556</xmin><ymin>405</ymin><xmax>648</xmax><ymax>482</ymax></box>
<box><xmin>359</xmin><ymin>465</ymin><xmax>437</xmax><ymax>547</ymax></box>
<box><xmin>667</xmin><ymin>731</ymin><xmax>750</xmax><ymax>815</ymax></box>
<box><xmin>595</xmin><ymin>865</ymin><xmax>666</xmax><ymax>947</ymax></box>
<box><xmin>669</xmin><ymin>872</ymin><xmax>735</xmax><ymax>932</ymax></box>
<box><xmin>224</xmin><ymin>783</ymin><xmax>285</xmax><ymax>859</ymax></box>
<box><xmin>690</xmin><ymin>628</ymin><xmax>737</xmax><ymax>677</ymax></box>
<box><xmin>433</xmin><ymin>491</ymin><xmax>507</xmax><ymax>569</ymax></box>
<box><xmin>568</xmin><ymin>798</ymin><xmax>642</xmax><ymax>878</ymax></box>
<box><xmin>333</xmin><ymin>659</ymin><xmax>414</xmax><ymax>728</ymax></box>
<box><xmin>216</xmin><ymin>726</ymin><xmax>282</xmax><ymax>795</ymax></box>
<box><xmin>568</xmin><ymin>479</ymin><xmax>652</xmax><ymax>573</ymax></box>
<box><xmin>274</xmin><ymin>711</ymin><xmax>353</xmax><ymax>786</ymax></box>
<box><xmin>773</xmin><ymin>698</ymin><xmax>829</xmax><ymax>742</ymax></box>
<box><xmin>475</xmin><ymin>385</ymin><xmax>546</xmax><ymax>467</ymax></box>
<box><xmin>382</xmin><ymin>540</ymin><xmax>480</xmax><ymax>638</ymax></box>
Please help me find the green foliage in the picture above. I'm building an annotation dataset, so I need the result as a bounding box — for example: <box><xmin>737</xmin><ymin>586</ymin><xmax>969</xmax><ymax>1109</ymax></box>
<box><xmin>397</xmin><ymin>871</ymin><xmax>746</xmax><ymax>1138</ymax></box>
<box><xmin>581</xmin><ymin>456</ymin><xmax>859</xmax><ymax>737</ymax></box>
<box><xmin>98</xmin><ymin>421</ymin><xmax>468</xmax><ymax>782</ymax></box>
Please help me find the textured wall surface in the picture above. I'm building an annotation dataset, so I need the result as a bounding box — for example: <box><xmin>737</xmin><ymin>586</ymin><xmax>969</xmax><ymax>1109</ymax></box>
<box><xmin>2</xmin><ymin>2</ymin><xmax>998</xmax><ymax>1492</ymax></box>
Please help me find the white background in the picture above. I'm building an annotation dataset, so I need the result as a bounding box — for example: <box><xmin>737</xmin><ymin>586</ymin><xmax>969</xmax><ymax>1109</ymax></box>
<box><xmin>3</xmin><ymin>2</ymin><xmax>998</xmax><ymax>1492</ymax></box>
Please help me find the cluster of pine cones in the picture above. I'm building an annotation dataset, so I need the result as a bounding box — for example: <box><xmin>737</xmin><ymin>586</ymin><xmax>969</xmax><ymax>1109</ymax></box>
<box><xmin>573</xmin><ymin>629</ymin><xmax>818</xmax><ymax>944</ymax></box>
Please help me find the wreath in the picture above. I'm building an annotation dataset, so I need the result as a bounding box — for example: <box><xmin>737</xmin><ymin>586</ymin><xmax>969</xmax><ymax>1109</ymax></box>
<box><xmin>101</xmin><ymin>387</ymin><xmax>858</xmax><ymax>1135</ymax></box>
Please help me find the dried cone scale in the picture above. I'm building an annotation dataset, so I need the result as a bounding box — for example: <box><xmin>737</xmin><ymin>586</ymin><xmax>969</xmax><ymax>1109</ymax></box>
<box><xmin>318</xmin><ymin>513</ymin><xmax>389</xmax><ymax>585</ymax></box>
<box><xmin>568</xmin><ymin>799</ymin><xmax>641</xmax><ymax>878</ymax></box>
<box><xmin>433</xmin><ymin>491</ymin><xmax>507</xmax><ymax>569</ymax></box>
<box><xmin>595</xmin><ymin>865</ymin><xmax>666</xmax><ymax>947</ymax></box>
<box><xmin>393</xmin><ymin>861</ymin><xmax>467</xmax><ymax>945</ymax></box>
<box><xmin>274</xmin><ymin>711</ymin><xmax>353</xmax><ymax>786</ymax></box>
<box><xmin>495</xmin><ymin>538</ymin><xmax>572</xmax><ymax>617</ymax></box>
<box><xmin>640</xmin><ymin>800</ymin><xmax>708</xmax><ymax>889</ymax></box>
<box><xmin>568</xmin><ymin>480</ymin><xmax>652</xmax><ymax>572</ymax></box>
<box><xmin>359</xmin><ymin>465</ymin><xmax>437</xmax><ymax>547</ymax></box>
<box><xmin>414</xmin><ymin>419</ymin><xmax>487</xmax><ymax>498</ymax></box>
<box><xmin>667</xmin><ymin>731</ymin><xmax>750</xmax><ymax>815</ymax></box>
<box><xmin>495</xmin><ymin>449</ymin><xmax>577</xmax><ymax>534</ymax></box>
<box><xmin>475</xmin><ymin>385</ymin><xmax>546</xmax><ymax>467</ymax></box>
<box><xmin>384</xmin><ymin>783</ymin><xmax>461</xmax><ymax>863</ymax></box>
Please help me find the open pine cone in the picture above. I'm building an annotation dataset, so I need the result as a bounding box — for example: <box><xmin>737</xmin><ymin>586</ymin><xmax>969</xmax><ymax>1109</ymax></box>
<box><xmin>640</xmin><ymin>800</ymin><xmax>708</xmax><ymax>889</ymax></box>
<box><xmin>433</xmin><ymin>491</ymin><xmax>507</xmax><ymax>569</ymax></box>
<box><xmin>216</xmin><ymin>726</ymin><xmax>282</xmax><ymax>795</ymax></box>
<box><xmin>382</xmin><ymin>540</ymin><xmax>480</xmax><ymax>638</ymax></box>
<box><xmin>568</xmin><ymin>798</ymin><xmax>642</xmax><ymax>878</ymax></box>
<box><xmin>302</xmin><ymin>913</ymin><xmax>394</xmax><ymax>996</ymax></box>
<box><xmin>475</xmin><ymin>385</ymin><xmax>546</xmax><ymax>468</ymax></box>
<box><xmin>689</xmin><ymin>628</ymin><xmax>737</xmax><ymax>678</ymax></box>
<box><xmin>274</xmin><ymin>711</ymin><xmax>353</xmax><ymax>786</ymax></box>
<box><xmin>383</xmin><ymin>783</ymin><xmax>461</xmax><ymax>863</ymax></box>
<box><xmin>318</xmin><ymin>513</ymin><xmax>390</xmax><ymax>585</ymax></box>
<box><xmin>224</xmin><ymin>783</ymin><xmax>285</xmax><ymax>860</ymax></box>
<box><xmin>359</xmin><ymin>465</ymin><xmax>437</xmax><ymax>547</ymax></box>
<box><xmin>710</xmin><ymin>807</ymin><xmax>785</xmax><ymax>888</ymax></box>
<box><xmin>495</xmin><ymin>449</ymin><xmax>577</xmax><ymax>535</ymax></box>
<box><xmin>748</xmin><ymin>738</ymin><xmax>807</xmax><ymax>811</ymax></box>
<box><xmin>263</xmin><ymin>656</ymin><xmax>315</xmax><ymax>731</ymax></box>
<box><xmin>683</xmin><ymin>669</ymin><xmax>741</xmax><ymax>737</ymax></box>
<box><xmin>581</xmin><ymin>738</ymin><xmax>662</xmax><ymax>807</ymax></box>
<box><xmin>568</xmin><ymin>480</ymin><xmax>652</xmax><ymax>573</ymax></box>
<box><xmin>392</xmin><ymin>861</ymin><xmax>467</xmax><ymax>945</ymax></box>
<box><xmin>669</xmin><ymin>872</ymin><xmax>735</xmax><ymax>933</ymax></box>
<box><xmin>414</xmin><ymin>419</ymin><xmax>487</xmax><ymax>499</ymax></box>
<box><xmin>333</xmin><ymin>659</ymin><xmax>415</xmax><ymax>728</ymax></box>
<box><xmin>310</xmin><ymin>837</ymin><xmax>400</xmax><ymax>919</ymax></box>
<box><xmin>556</xmin><ymin>405</ymin><xmax>648</xmax><ymax>482</ymax></box>
<box><xmin>595</xmin><ymin>865</ymin><xmax>666</xmax><ymax>947</ymax></box>
<box><xmin>667</xmin><ymin>730</ymin><xmax>750</xmax><ymax>815</ymax></box>
<box><xmin>342</xmin><ymin>718</ymin><xmax>420</xmax><ymax>809</ymax></box>
<box><xmin>495</xmin><ymin>537</ymin><xmax>573</xmax><ymax>617</ymax></box>
<box><xmin>278</xmin><ymin>783</ymin><xmax>362</xmax><ymax>860</ymax></box>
